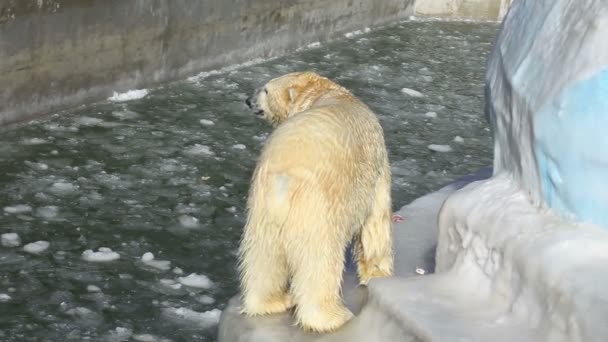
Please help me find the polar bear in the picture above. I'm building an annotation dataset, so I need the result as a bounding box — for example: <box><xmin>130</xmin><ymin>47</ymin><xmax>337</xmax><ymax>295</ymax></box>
<box><xmin>239</xmin><ymin>71</ymin><xmax>394</xmax><ymax>333</ymax></box>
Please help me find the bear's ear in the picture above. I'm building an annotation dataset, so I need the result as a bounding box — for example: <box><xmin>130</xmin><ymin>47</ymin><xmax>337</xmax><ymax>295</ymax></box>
<box><xmin>287</xmin><ymin>87</ymin><xmax>298</xmax><ymax>103</ymax></box>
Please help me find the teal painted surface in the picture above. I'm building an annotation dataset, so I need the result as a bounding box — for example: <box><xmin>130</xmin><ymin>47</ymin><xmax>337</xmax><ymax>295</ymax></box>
<box><xmin>535</xmin><ymin>69</ymin><xmax>608</xmax><ymax>228</ymax></box>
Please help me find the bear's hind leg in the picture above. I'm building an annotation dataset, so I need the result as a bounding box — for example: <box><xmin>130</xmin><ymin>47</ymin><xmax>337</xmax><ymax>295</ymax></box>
<box><xmin>288</xmin><ymin>229</ymin><xmax>353</xmax><ymax>333</ymax></box>
<box><xmin>356</xmin><ymin>174</ymin><xmax>394</xmax><ymax>285</ymax></box>
<box><xmin>239</xmin><ymin>227</ymin><xmax>292</xmax><ymax>316</ymax></box>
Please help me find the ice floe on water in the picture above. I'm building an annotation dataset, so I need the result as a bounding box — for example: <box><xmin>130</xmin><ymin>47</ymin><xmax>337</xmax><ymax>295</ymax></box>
<box><xmin>232</xmin><ymin>144</ymin><xmax>246</xmax><ymax>150</ymax></box>
<box><xmin>161</xmin><ymin>307</ymin><xmax>222</xmax><ymax>328</ymax></box>
<box><xmin>87</xmin><ymin>285</ymin><xmax>102</xmax><ymax>293</ymax></box>
<box><xmin>428</xmin><ymin>144</ymin><xmax>453</xmax><ymax>153</ymax></box>
<box><xmin>49</xmin><ymin>181</ymin><xmax>80</xmax><ymax>196</ymax></box>
<box><xmin>36</xmin><ymin>205</ymin><xmax>59</xmax><ymax>219</ymax></box>
<box><xmin>1</xmin><ymin>233</ymin><xmax>21</xmax><ymax>247</ymax></box>
<box><xmin>454</xmin><ymin>136</ymin><xmax>465</xmax><ymax>143</ymax></box>
<box><xmin>108</xmin><ymin>89</ymin><xmax>149</xmax><ymax>102</ymax></box>
<box><xmin>184</xmin><ymin>144</ymin><xmax>215</xmax><ymax>156</ymax></box>
<box><xmin>177</xmin><ymin>273</ymin><xmax>214</xmax><ymax>289</ymax></box>
<box><xmin>3</xmin><ymin>204</ymin><xmax>32</xmax><ymax>214</ymax></box>
<box><xmin>0</xmin><ymin>293</ymin><xmax>12</xmax><ymax>302</ymax></box>
<box><xmin>401</xmin><ymin>87</ymin><xmax>425</xmax><ymax>97</ymax></box>
<box><xmin>200</xmin><ymin>119</ymin><xmax>215</xmax><ymax>126</ymax></box>
<box><xmin>139</xmin><ymin>252</ymin><xmax>171</xmax><ymax>271</ymax></box>
<box><xmin>23</xmin><ymin>241</ymin><xmax>50</xmax><ymax>254</ymax></box>
<box><xmin>82</xmin><ymin>247</ymin><xmax>120</xmax><ymax>262</ymax></box>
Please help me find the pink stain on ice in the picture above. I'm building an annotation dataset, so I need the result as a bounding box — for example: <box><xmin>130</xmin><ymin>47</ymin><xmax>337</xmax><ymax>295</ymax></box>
<box><xmin>392</xmin><ymin>214</ymin><xmax>404</xmax><ymax>222</ymax></box>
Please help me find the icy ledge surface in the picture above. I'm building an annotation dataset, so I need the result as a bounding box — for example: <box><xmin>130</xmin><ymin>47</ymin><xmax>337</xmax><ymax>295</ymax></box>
<box><xmin>219</xmin><ymin>171</ymin><xmax>608</xmax><ymax>341</ymax></box>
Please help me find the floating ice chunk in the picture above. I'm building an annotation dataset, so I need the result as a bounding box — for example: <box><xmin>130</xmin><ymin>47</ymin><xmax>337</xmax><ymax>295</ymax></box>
<box><xmin>49</xmin><ymin>182</ymin><xmax>79</xmax><ymax>196</ymax></box>
<box><xmin>425</xmin><ymin>111</ymin><xmax>438</xmax><ymax>118</ymax></box>
<box><xmin>232</xmin><ymin>144</ymin><xmax>246</xmax><ymax>150</ymax></box>
<box><xmin>428</xmin><ymin>144</ymin><xmax>452</xmax><ymax>153</ymax></box>
<box><xmin>225</xmin><ymin>206</ymin><xmax>237</xmax><ymax>214</ymax></box>
<box><xmin>178</xmin><ymin>215</ymin><xmax>201</xmax><ymax>229</ymax></box>
<box><xmin>82</xmin><ymin>247</ymin><xmax>120</xmax><ymax>262</ymax></box>
<box><xmin>199</xmin><ymin>119</ymin><xmax>215</xmax><ymax>126</ymax></box>
<box><xmin>159</xmin><ymin>278</ymin><xmax>182</xmax><ymax>290</ymax></box>
<box><xmin>108</xmin><ymin>89</ymin><xmax>149</xmax><ymax>102</ymax></box>
<box><xmin>140</xmin><ymin>252</ymin><xmax>171</xmax><ymax>271</ymax></box>
<box><xmin>4</xmin><ymin>204</ymin><xmax>32</xmax><ymax>214</ymax></box>
<box><xmin>87</xmin><ymin>285</ymin><xmax>102</xmax><ymax>293</ymax></box>
<box><xmin>111</xmin><ymin>110</ymin><xmax>140</xmax><ymax>120</ymax></box>
<box><xmin>23</xmin><ymin>241</ymin><xmax>50</xmax><ymax>254</ymax></box>
<box><xmin>401</xmin><ymin>88</ymin><xmax>424</xmax><ymax>97</ymax></box>
<box><xmin>454</xmin><ymin>136</ymin><xmax>465</xmax><ymax>143</ymax></box>
<box><xmin>177</xmin><ymin>273</ymin><xmax>213</xmax><ymax>289</ymax></box>
<box><xmin>173</xmin><ymin>267</ymin><xmax>184</xmax><ymax>275</ymax></box>
<box><xmin>184</xmin><ymin>144</ymin><xmax>215</xmax><ymax>156</ymax></box>
<box><xmin>197</xmin><ymin>295</ymin><xmax>215</xmax><ymax>305</ymax></box>
<box><xmin>0</xmin><ymin>293</ymin><xmax>11</xmax><ymax>302</ymax></box>
<box><xmin>141</xmin><ymin>252</ymin><xmax>154</xmax><ymax>262</ymax></box>
<box><xmin>161</xmin><ymin>307</ymin><xmax>222</xmax><ymax>328</ymax></box>
<box><xmin>36</xmin><ymin>206</ymin><xmax>59</xmax><ymax>219</ymax></box>
<box><xmin>25</xmin><ymin>161</ymin><xmax>49</xmax><ymax>171</ymax></box>
<box><xmin>307</xmin><ymin>41</ymin><xmax>321</xmax><ymax>48</ymax></box>
<box><xmin>415</xmin><ymin>267</ymin><xmax>427</xmax><ymax>275</ymax></box>
<box><xmin>1</xmin><ymin>233</ymin><xmax>21</xmax><ymax>247</ymax></box>
<box><xmin>133</xmin><ymin>333</ymin><xmax>171</xmax><ymax>342</ymax></box>
<box><xmin>21</xmin><ymin>138</ymin><xmax>48</xmax><ymax>145</ymax></box>
<box><xmin>75</xmin><ymin>116</ymin><xmax>104</xmax><ymax>126</ymax></box>
<box><xmin>104</xmin><ymin>327</ymin><xmax>133</xmax><ymax>342</ymax></box>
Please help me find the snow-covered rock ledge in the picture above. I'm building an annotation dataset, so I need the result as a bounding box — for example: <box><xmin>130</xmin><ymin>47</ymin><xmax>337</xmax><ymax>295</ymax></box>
<box><xmin>374</xmin><ymin>174</ymin><xmax>608</xmax><ymax>342</ymax></box>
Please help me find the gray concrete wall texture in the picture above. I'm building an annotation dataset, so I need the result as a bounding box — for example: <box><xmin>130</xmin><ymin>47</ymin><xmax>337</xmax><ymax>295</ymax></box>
<box><xmin>0</xmin><ymin>0</ymin><xmax>416</xmax><ymax>126</ymax></box>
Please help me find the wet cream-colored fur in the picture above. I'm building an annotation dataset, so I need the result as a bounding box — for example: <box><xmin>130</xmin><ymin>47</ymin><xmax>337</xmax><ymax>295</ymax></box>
<box><xmin>239</xmin><ymin>72</ymin><xmax>394</xmax><ymax>333</ymax></box>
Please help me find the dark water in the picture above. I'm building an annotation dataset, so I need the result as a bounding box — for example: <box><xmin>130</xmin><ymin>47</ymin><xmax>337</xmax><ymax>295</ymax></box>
<box><xmin>0</xmin><ymin>20</ymin><xmax>498</xmax><ymax>341</ymax></box>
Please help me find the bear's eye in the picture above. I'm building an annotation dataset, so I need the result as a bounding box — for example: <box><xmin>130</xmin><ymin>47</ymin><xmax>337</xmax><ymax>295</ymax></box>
<box><xmin>264</xmin><ymin>88</ymin><xmax>268</xmax><ymax>94</ymax></box>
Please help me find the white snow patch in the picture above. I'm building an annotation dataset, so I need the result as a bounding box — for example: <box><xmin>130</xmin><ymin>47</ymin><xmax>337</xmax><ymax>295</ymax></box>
<box><xmin>23</xmin><ymin>241</ymin><xmax>50</xmax><ymax>254</ymax></box>
<box><xmin>161</xmin><ymin>307</ymin><xmax>222</xmax><ymax>328</ymax></box>
<box><xmin>4</xmin><ymin>204</ymin><xmax>32</xmax><ymax>214</ymax></box>
<box><xmin>108</xmin><ymin>89</ymin><xmax>149</xmax><ymax>102</ymax></box>
<box><xmin>177</xmin><ymin>273</ymin><xmax>213</xmax><ymax>289</ymax></box>
<box><xmin>184</xmin><ymin>144</ymin><xmax>215</xmax><ymax>156</ymax></box>
<box><xmin>401</xmin><ymin>88</ymin><xmax>424</xmax><ymax>97</ymax></box>
<box><xmin>425</xmin><ymin>111</ymin><xmax>438</xmax><ymax>118</ymax></box>
<box><xmin>232</xmin><ymin>144</ymin><xmax>246</xmax><ymax>150</ymax></box>
<box><xmin>428</xmin><ymin>144</ymin><xmax>452</xmax><ymax>153</ymax></box>
<box><xmin>0</xmin><ymin>293</ymin><xmax>11</xmax><ymax>302</ymax></box>
<box><xmin>199</xmin><ymin>119</ymin><xmax>215</xmax><ymax>126</ymax></box>
<box><xmin>82</xmin><ymin>247</ymin><xmax>120</xmax><ymax>262</ymax></box>
<box><xmin>1</xmin><ymin>233</ymin><xmax>21</xmax><ymax>247</ymax></box>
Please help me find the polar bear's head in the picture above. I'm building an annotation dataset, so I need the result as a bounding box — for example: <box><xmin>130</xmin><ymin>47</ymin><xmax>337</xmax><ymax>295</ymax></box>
<box><xmin>245</xmin><ymin>71</ymin><xmax>345</xmax><ymax>126</ymax></box>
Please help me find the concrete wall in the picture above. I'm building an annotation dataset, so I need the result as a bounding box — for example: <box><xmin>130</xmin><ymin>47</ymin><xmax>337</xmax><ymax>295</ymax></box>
<box><xmin>415</xmin><ymin>0</ymin><xmax>512</xmax><ymax>20</ymax></box>
<box><xmin>0</xmin><ymin>0</ymin><xmax>415</xmax><ymax>126</ymax></box>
